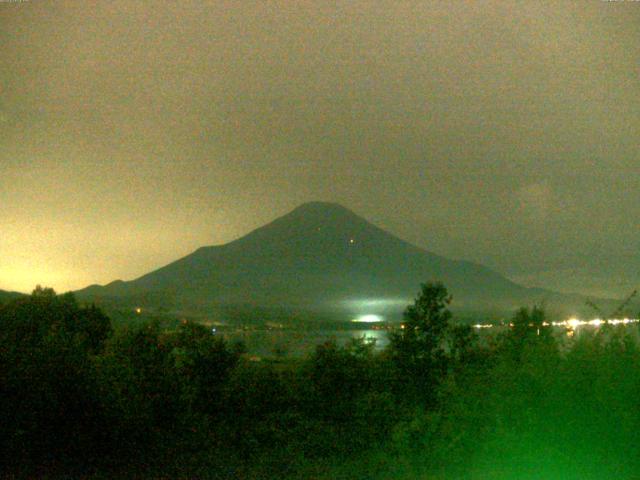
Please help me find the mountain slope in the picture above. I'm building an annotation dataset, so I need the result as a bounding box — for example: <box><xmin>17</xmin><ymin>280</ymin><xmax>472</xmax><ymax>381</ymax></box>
<box><xmin>0</xmin><ymin>289</ymin><xmax>27</xmax><ymax>305</ymax></box>
<box><xmin>76</xmin><ymin>202</ymin><xmax>584</xmax><ymax>318</ymax></box>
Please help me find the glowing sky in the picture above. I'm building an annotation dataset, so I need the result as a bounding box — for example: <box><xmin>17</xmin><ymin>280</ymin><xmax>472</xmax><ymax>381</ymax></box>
<box><xmin>1</xmin><ymin>1</ymin><xmax>638</xmax><ymax>296</ymax></box>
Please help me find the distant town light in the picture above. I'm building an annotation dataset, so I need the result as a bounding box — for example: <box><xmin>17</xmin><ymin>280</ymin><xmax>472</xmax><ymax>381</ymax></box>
<box><xmin>465</xmin><ymin>317</ymin><xmax>639</xmax><ymax>331</ymax></box>
<box><xmin>567</xmin><ymin>318</ymin><xmax>581</xmax><ymax>329</ymax></box>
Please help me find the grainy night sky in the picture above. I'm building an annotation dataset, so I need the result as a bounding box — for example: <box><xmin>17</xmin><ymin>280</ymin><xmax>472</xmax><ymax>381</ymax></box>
<box><xmin>1</xmin><ymin>1</ymin><xmax>638</xmax><ymax>297</ymax></box>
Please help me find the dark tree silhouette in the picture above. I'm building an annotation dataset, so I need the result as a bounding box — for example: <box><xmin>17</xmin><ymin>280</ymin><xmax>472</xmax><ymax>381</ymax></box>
<box><xmin>501</xmin><ymin>305</ymin><xmax>555</xmax><ymax>363</ymax></box>
<box><xmin>388</xmin><ymin>281</ymin><xmax>452</xmax><ymax>403</ymax></box>
<box><xmin>0</xmin><ymin>287</ymin><xmax>112</xmax><ymax>472</ymax></box>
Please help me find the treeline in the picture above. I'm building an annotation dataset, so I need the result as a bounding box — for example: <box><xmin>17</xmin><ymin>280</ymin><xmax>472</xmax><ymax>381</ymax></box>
<box><xmin>2</xmin><ymin>284</ymin><xmax>640</xmax><ymax>478</ymax></box>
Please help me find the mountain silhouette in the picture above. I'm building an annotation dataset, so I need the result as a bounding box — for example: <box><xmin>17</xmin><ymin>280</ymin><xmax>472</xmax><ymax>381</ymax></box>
<box><xmin>76</xmin><ymin>202</ymin><xmax>587</xmax><ymax>319</ymax></box>
<box><xmin>0</xmin><ymin>289</ymin><xmax>26</xmax><ymax>304</ymax></box>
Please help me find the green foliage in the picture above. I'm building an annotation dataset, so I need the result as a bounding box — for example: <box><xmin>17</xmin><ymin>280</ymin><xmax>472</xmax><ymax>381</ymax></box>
<box><xmin>500</xmin><ymin>305</ymin><xmax>557</xmax><ymax>363</ymax></box>
<box><xmin>306</xmin><ymin>338</ymin><xmax>376</xmax><ymax>418</ymax></box>
<box><xmin>93</xmin><ymin>320</ymin><xmax>180</xmax><ymax>455</ymax></box>
<box><xmin>4</xmin><ymin>282</ymin><xmax>640</xmax><ymax>479</ymax></box>
<box><xmin>388</xmin><ymin>282</ymin><xmax>452</xmax><ymax>403</ymax></box>
<box><xmin>169</xmin><ymin>321</ymin><xmax>241</xmax><ymax>415</ymax></box>
<box><xmin>0</xmin><ymin>287</ymin><xmax>112</xmax><ymax>472</ymax></box>
<box><xmin>449</xmin><ymin>323</ymin><xmax>480</xmax><ymax>365</ymax></box>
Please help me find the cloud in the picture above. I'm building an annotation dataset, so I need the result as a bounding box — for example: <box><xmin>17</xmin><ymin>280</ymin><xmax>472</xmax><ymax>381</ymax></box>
<box><xmin>517</xmin><ymin>182</ymin><xmax>555</xmax><ymax>224</ymax></box>
<box><xmin>0</xmin><ymin>0</ymin><xmax>638</xmax><ymax>294</ymax></box>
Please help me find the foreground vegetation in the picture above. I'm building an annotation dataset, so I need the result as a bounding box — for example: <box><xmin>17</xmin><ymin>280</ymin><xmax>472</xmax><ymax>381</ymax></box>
<box><xmin>2</xmin><ymin>284</ymin><xmax>640</xmax><ymax>479</ymax></box>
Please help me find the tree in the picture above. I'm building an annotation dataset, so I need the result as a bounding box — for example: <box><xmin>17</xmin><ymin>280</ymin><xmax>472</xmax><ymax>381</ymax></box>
<box><xmin>449</xmin><ymin>323</ymin><xmax>479</xmax><ymax>365</ymax></box>
<box><xmin>0</xmin><ymin>287</ymin><xmax>112</xmax><ymax>471</ymax></box>
<box><xmin>306</xmin><ymin>338</ymin><xmax>375</xmax><ymax>418</ymax></box>
<box><xmin>388</xmin><ymin>281</ymin><xmax>452</xmax><ymax>403</ymax></box>
<box><xmin>169</xmin><ymin>321</ymin><xmax>241</xmax><ymax>416</ymax></box>
<box><xmin>500</xmin><ymin>305</ymin><xmax>555</xmax><ymax>364</ymax></box>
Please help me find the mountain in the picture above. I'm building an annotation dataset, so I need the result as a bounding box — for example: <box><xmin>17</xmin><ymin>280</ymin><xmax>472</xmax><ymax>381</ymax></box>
<box><xmin>0</xmin><ymin>289</ymin><xmax>27</xmax><ymax>305</ymax></box>
<box><xmin>76</xmin><ymin>202</ymin><xmax>595</xmax><ymax>320</ymax></box>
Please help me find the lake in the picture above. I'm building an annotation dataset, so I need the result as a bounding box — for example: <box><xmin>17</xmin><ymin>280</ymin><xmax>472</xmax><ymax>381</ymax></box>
<box><xmin>224</xmin><ymin>328</ymin><xmax>390</xmax><ymax>358</ymax></box>
<box><xmin>223</xmin><ymin>321</ymin><xmax>640</xmax><ymax>358</ymax></box>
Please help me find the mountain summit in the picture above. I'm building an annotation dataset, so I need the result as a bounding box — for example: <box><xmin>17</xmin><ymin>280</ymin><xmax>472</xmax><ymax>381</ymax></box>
<box><xmin>76</xmin><ymin>202</ymin><xmax>567</xmax><ymax>319</ymax></box>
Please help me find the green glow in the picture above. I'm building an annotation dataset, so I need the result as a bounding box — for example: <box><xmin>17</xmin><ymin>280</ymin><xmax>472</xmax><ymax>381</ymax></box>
<box><xmin>352</xmin><ymin>314</ymin><xmax>383</xmax><ymax>323</ymax></box>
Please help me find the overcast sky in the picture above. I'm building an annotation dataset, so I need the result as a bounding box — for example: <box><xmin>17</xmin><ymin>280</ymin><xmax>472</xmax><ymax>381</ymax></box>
<box><xmin>1</xmin><ymin>0</ymin><xmax>638</xmax><ymax>297</ymax></box>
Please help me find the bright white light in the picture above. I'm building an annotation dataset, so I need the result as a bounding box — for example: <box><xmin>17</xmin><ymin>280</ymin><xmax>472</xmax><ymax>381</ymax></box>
<box><xmin>567</xmin><ymin>318</ymin><xmax>582</xmax><ymax>329</ymax></box>
<box><xmin>352</xmin><ymin>314</ymin><xmax>383</xmax><ymax>323</ymax></box>
<box><xmin>562</xmin><ymin>317</ymin><xmax>639</xmax><ymax>328</ymax></box>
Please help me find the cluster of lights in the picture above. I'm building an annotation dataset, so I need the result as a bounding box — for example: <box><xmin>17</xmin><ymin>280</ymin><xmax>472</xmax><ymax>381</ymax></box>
<box><xmin>349</xmin><ymin>312</ymin><xmax>639</xmax><ymax>329</ymax></box>
<box><xmin>470</xmin><ymin>317</ymin><xmax>640</xmax><ymax>329</ymax></box>
<box><xmin>555</xmin><ymin>317</ymin><xmax>639</xmax><ymax>328</ymax></box>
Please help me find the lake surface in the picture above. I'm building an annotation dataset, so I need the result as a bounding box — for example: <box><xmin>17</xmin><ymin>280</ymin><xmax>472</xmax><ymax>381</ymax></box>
<box><xmin>224</xmin><ymin>322</ymin><xmax>640</xmax><ymax>358</ymax></box>
<box><xmin>225</xmin><ymin>328</ymin><xmax>390</xmax><ymax>357</ymax></box>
